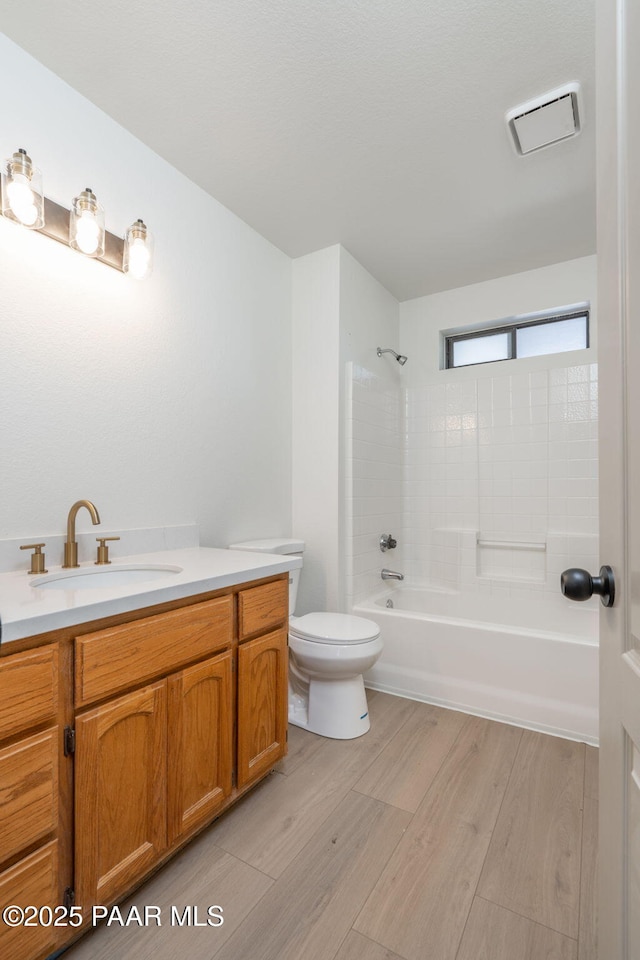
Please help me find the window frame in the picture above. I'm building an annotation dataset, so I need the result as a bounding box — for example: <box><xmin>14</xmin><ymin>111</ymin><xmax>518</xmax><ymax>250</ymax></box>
<box><xmin>444</xmin><ymin>309</ymin><xmax>590</xmax><ymax>370</ymax></box>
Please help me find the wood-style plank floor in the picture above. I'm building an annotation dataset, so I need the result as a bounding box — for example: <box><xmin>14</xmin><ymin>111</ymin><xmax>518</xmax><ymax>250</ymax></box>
<box><xmin>62</xmin><ymin>691</ymin><xmax>597</xmax><ymax>960</ymax></box>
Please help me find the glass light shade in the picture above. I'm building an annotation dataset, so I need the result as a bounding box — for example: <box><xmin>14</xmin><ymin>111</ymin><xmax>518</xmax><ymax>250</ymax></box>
<box><xmin>123</xmin><ymin>219</ymin><xmax>153</xmax><ymax>279</ymax></box>
<box><xmin>1</xmin><ymin>149</ymin><xmax>45</xmax><ymax>228</ymax></box>
<box><xmin>69</xmin><ymin>188</ymin><xmax>105</xmax><ymax>257</ymax></box>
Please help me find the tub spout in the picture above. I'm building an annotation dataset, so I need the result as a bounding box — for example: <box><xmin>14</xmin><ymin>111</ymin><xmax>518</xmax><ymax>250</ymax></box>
<box><xmin>381</xmin><ymin>568</ymin><xmax>404</xmax><ymax>581</ymax></box>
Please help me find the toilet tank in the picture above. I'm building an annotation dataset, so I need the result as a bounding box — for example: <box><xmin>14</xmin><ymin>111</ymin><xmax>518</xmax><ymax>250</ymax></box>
<box><xmin>228</xmin><ymin>538</ymin><xmax>305</xmax><ymax>616</ymax></box>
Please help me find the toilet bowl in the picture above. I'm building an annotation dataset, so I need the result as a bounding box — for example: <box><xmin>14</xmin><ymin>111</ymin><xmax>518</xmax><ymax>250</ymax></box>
<box><xmin>228</xmin><ymin>539</ymin><xmax>383</xmax><ymax>739</ymax></box>
<box><xmin>288</xmin><ymin>612</ymin><xmax>383</xmax><ymax>738</ymax></box>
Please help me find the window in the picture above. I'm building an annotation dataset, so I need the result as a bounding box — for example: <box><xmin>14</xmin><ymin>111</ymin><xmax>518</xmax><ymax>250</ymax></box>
<box><xmin>444</xmin><ymin>309</ymin><xmax>589</xmax><ymax>369</ymax></box>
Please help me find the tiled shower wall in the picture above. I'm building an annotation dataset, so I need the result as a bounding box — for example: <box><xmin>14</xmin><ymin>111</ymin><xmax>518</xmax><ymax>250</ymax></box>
<box><xmin>403</xmin><ymin>362</ymin><xmax>598</xmax><ymax>599</ymax></box>
<box><xmin>345</xmin><ymin>363</ymin><xmax>403</xmax><ymax>607</ymax></box>
<box><xmin>346</xmin><ymin>359</ymin><xmax>598</xmax><ymax>605</ymax></box>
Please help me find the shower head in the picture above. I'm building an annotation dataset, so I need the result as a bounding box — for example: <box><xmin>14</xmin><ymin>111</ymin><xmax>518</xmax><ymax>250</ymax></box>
<box><xmin>377</xmin><ymin>346</ymin><xmax>408</xmax><ymax>366</ymax></box>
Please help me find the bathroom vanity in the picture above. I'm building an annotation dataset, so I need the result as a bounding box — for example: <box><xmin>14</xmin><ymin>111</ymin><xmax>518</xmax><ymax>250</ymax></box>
<box><xmin>0</xmin><ymin>547</ymin><xmax>296</xmax><ymax>960</ymax></box>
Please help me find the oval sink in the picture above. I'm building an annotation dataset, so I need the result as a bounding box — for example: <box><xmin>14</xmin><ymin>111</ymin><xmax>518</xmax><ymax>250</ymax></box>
<box><xmin>33</xmin><ymin>563</ymin><xmax>183</xmax><ymax>590</ymax></box>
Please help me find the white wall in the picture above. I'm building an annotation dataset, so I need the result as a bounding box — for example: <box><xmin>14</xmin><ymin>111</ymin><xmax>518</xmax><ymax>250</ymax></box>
<box><xmin>291</xmin><ymin>245</ymin><xmax>398</xmax><ymax>613</ymax></box>
<box><xmin>339</xmin><ymin>247</ymin><xmax>400</xmax><ymax>371</ymax></box>
<box><xmin>0</xmin><ymin>35</ymin><xmax>292</xmax><ymax>562</ymax></box>
<box><xmin>399</xmin><ymin>255</ymin><xmax>598</xmax><ymax>600</ymax></box>
<box><xmin>345</xmin><ymin>362</ymin><xmax>403</xmax><ymax>605</ymax></box>
<box><xmin>339</xmin><ymin>248</ymin><xmax>401</xmax><ymax>605</ymax></box>
<box><xmin>291</xmin><ymin>245</ymin><xmax>341</xmax><ymax>614</ymax></box>
<box><xmin>400</xmin><ymin>256</ymin><xmax>598</xmax><ymax>375</ymax></box>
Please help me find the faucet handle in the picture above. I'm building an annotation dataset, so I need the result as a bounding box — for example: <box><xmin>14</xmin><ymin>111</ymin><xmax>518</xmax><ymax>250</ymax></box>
<box><xmin>20</xmin><ymin>542</ymin><xmax>48</xmax><ymax>574</ymax></box>
<box><xmin>95</xmin><ymin>537</ymin><xmax>120</xmax><ymax>566</ymax></box>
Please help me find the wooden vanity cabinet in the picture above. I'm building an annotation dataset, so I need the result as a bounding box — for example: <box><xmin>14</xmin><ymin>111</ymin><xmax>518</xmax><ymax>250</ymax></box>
<box><xmin>0</xmin><ymin>645</ymin><xmax>63</xmax><ymax>960</ymax></box>
<box><xmin>75</xmin><ymin>651</ymin><xmax>235</xmax><ymax>910</ymax></box>
<box><xmin>73</xmin><ymin>579</ymin><xmax>287</xmax><ymax>909</ymax></box>
<box><xmin>73</xmin><ymin>597</ymin><xmax>235</xmax><ymax>909</ymax></box>
<box><xmin>0</xmin><ymin>571</ymin><xmax>289</xmax><ymax>960</ymax></box>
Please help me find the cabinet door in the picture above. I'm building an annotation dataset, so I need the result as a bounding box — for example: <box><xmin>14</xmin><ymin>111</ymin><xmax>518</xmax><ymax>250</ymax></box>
<box><xmin>167</xmin><ymin>652</ymin><xmax>233</xmax><ymax>844</ymax></box>
<box><xmin>75</xmin><ymin>682</ymin><xmax>166</xmax><ymax>908</ymax></box>
<box><xmin>237</xmin><ymin>629</ymin><xmax>288</xmax><ymax>788</ymax></box>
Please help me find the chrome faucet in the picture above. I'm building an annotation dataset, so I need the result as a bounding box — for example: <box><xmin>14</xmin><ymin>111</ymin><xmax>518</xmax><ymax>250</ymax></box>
<box><xmin>381</xmin><ymin>568</ymin><xmax>404</xmax><ymax>581</ymax></box>
<box><xmin>63</xmin><ymin>500</ymin><xmax>101</xmax><ymax>568</ymax></box>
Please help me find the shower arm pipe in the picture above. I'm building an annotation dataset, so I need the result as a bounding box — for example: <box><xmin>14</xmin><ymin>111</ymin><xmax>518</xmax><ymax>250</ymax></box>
<box><xmin>377</xmin><ymin>346</ymin><xmax>408</xmax><ymax>365</ymax></box>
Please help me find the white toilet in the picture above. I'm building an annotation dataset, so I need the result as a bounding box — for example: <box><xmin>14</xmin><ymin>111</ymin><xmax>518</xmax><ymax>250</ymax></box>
<box><xmin>228</xmin><ymin>539</ymin><xmax>383</xmax><ymax>739</ymax></box>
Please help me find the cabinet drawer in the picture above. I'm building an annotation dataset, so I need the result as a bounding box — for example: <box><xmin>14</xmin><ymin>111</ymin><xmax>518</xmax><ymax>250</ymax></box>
<box><xmin>238</xmin><ymin>579</ymin><xmax>288</xmax><ymax>641</ymax></box>
<box><xmin>0</xmin><ymin>841</ymin><xmax>58</xmax><ymax>960</ymax></box>
<box><xmin>0</xmin><ymin>646</ymin><xmax>57</xmax><ymax>742</ymax></box>
<box><xmin>75</xmin><ymin>596</ymin><xmax>233</xmax><ymax>707</ymax></box>
<box><xmin>0</xmin><ymin>729</ymin><xmax>58</xmax><ymax>864</ymax></box>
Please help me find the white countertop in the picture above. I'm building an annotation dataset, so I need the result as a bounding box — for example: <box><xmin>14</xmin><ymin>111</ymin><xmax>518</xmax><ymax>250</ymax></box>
<box><xmin>0</xmin><ymin>547</ymin><xmax>301</xmax><ymax>647</ymax></box>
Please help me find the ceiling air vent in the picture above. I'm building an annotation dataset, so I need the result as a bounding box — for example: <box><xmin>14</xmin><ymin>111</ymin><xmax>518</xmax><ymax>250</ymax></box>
<box><xmin>506</xmin><ymin>82</ymin><xmax>581</xmax><ymax>155</ymax></box>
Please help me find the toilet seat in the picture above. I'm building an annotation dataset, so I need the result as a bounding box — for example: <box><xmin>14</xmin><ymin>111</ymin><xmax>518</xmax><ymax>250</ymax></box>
<box><xmin>289</xmin><ymin>612</ymin><xmax>380</xmax><ymax>645</ymax></box>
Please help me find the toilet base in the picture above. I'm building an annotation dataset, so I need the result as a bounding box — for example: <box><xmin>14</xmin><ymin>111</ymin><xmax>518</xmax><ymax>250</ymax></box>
<box><xmin>288</xmin><ymin>673</ymin><xmax>371</xmax><ymax>739</ymax></box>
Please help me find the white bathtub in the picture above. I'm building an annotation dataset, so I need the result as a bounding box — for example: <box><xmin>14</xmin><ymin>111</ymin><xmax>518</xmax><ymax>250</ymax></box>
<box><xmin>354</xmin><ymin>587</ymin><xmax>599</xmax><ymax>744</ymax></box>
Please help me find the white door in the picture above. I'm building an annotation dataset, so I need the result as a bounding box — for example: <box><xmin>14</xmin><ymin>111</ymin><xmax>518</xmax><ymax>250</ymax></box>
<box><xmin>596</xmin><ymin>0</ymin><xmax>640</xmax><ymax>956</ymax></box>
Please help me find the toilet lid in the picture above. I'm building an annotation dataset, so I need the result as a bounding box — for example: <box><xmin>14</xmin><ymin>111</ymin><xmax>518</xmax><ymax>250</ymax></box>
<box><xmin>290</xmin><ymin>612</ymin><xmax>380</xmax><ymax>644</ymax></box>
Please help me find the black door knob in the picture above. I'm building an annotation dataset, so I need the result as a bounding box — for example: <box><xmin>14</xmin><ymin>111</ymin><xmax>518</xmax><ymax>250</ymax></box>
<box><xmin>560</xmin><ymin>566</ymin><xmax>615</xmax><ymax>608</ymax></box>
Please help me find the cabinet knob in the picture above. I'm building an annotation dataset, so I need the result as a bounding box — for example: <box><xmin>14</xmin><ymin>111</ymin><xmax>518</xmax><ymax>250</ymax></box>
<box><xmin>20</xmin><ymin>542</ymin><xmax>48</xmax><ymax>574</ymax></box>
<box><xmin>95</xmin><ymin>536</ymin><xmax>120</xmax><ymax>565</ymax></box>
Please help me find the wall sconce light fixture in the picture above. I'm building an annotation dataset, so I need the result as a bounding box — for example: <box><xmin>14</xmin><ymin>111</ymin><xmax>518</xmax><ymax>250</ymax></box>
<box><xmin>1</xmin><ymin>147</ymin><xmax>153</xmax><ymax>278</ymax></box>
<box><xmin>69</xmin><ymin>188</ymin><xmax>105</xmax><ymax>258</ymax></box>
<box><xmin>1</xmin><ymin>148</ymin><xmax>45</xmax><ymax>228</ymax></box>
<box><xmin>124</xmin><ymin>219</ymin><xmax>153</xmax><ymax>280</ymax></box>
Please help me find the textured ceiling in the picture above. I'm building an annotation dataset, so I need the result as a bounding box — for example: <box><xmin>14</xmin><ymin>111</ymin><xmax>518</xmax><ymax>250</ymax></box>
<box><xmin>0</xmin><ymin>0</ymin><xmax>596</xmax><ymax>300</ymax></box>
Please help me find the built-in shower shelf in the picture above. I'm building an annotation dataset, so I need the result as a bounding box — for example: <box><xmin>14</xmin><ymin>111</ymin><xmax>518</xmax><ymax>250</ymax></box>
<box><xmin>476</xmin><ymin>572</ymin><xmax>547</xmax><ymax>584</ymax></box>
<box><xmin>476</xmin><ymin>534</ymin><xmax>547</xmax><ymax>582</ymax></box>
<box><xmin>476</xmin><ymin>538</ymin><xmax>547</xmax><ymax>552</ymax></box>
